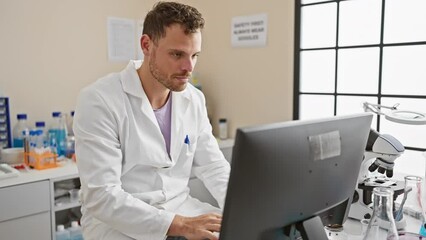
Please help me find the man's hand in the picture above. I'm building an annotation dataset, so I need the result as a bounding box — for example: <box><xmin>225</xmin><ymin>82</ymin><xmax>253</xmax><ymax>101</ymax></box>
<box><xmin>167</xmin><ymin>213</ymin><xmax>222</xmax><ymax>240</ymax></box>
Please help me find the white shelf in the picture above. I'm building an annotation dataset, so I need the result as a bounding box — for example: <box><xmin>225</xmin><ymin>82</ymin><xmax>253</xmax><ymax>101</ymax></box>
<box><xmin>54</xmin><ymin>197</ymin><xmax>81</xmax><ymax>212</ymax></box>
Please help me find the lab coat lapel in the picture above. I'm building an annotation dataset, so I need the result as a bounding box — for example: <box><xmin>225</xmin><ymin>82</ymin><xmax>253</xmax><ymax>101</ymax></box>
<box><xmin>170</xmin><ymin>90</ymin><xmax>191</xmax><ymax>162</ymax></box>
<box><xmin>121</xmin><ymin>61</ymin><xmax>160</xmax><ymax>129</ymax></box>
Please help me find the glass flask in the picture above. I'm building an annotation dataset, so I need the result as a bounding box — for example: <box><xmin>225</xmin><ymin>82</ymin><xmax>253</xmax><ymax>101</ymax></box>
<box><xmin>401</xmin><ymin>176</ymin><xmax>426</xmax><ymax>236</ymax></box>
<box><xmin>363</xmin><ymin>187</ymin><xmax>399</xmax><ymax>240</ymax></box>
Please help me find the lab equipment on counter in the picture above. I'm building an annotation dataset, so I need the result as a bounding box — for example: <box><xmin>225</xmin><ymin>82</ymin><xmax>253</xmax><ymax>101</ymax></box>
<box><xmin>24</xmin><ymin>149</ymin><xmax>58</xmax><ymax>170</ymax></box>
<box><xmin>349</xmin><ymin>129</ymin><xmax>406</xmax><ymax>229</ymax></box>
<box><xmin>48</xmin><ymin>112</ymin><xmax>68</xmax><ymax>156</ymax></box>
<box><xmin>363</xmin><ymin>187</ymin><xmax>399</xmax><ymax>240</ymax></box>
<box><xmin>34</xmin><ymin>121</ymin><xmax>47</xmax><ymax>145</ymax></box>
<box><xmin>363</xmin><ymin>102</ymin><xmax>426</xmax><ymax>125</ymax></box>
<box><xmin>67</xmin><ymin>111</ymin><xmax>75</xmax><ymax>137</ymax></box>
<box><xmin>0</xmin><ymin>163</ymin><xmax>20</xmax><ymax>180</ymax></box>
<box><xmin>23</xmin><ymin>125</ymin><xmax>58</xmax><ymax>170</ymax></box>
<box><xmin>0</xmin><ymin>147</ymin><xmax>24</xmax><ymax>165</ymax></box>
<box><xmin>399</xmin><ymin>176</ymin><xmax>426</xmax><ymax>236</ymax></box>
<box><xmin>12</xmin><ymin>113</ymin><xmax>30</xmax><ymax>148</ymax></box>
<box><xmin>219</xmin><ymin>118</ymin><xmax>228</xmax><ymax>140</ymax></box>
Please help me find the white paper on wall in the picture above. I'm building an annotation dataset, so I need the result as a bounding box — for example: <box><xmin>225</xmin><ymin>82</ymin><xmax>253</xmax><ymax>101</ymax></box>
<box><xmin>107</xmin><ymin>17</ymin><xmax>136</xmax><ymax>62</ymax></box>
<box><xmin>231</xmin><ymin>13</ymin><xmax>268</xmax><ymax>48</ymax></box>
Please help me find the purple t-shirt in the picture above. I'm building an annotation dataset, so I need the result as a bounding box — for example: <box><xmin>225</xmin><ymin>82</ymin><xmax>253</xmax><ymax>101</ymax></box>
<box><xmin>153</xmin><ymin>95</ymin><xmax>172</xmax><ymax>155</ymax></box>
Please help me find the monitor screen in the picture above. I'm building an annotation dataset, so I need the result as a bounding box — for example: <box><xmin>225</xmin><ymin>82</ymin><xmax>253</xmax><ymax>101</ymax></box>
<box><xmin>219</xmin><ymin>113</ymin><xmax>373</xmax><ymax>240</ymax></box>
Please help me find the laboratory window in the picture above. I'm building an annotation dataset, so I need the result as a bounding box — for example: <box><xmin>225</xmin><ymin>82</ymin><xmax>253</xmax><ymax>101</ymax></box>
<box><xmin>294</xmin><ymin>0</ymin><xmax>426</xmax><ymax>176</ymax></box>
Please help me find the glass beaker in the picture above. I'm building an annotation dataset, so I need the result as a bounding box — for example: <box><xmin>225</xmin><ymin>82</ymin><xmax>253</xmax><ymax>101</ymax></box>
<box><xmin>363</xmin><ymin>187</ymin><xmax>399</xmax><ymax>240</ymax></box>
<box><xmin>402</xmin><ymin>175</ymin><xmax>426</xmax><ymax>236</ymax></box>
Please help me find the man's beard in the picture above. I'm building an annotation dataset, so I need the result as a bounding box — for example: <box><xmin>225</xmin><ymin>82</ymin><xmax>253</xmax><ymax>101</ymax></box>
<box><xmin>149</xmin><ymin>52</ymin><xmax>189</xmax><ymax>92</ymax></box>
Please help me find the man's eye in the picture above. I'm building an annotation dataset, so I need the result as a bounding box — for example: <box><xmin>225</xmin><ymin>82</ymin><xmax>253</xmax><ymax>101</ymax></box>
<box><xmin>171</xmin><ymin>52</ymin><xmax>182</xmax><ymax>58</ymax></box>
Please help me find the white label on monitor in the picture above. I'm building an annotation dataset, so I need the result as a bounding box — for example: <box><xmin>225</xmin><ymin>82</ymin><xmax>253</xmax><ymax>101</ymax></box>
<box><xmin>308</xmin><ymin>130</ymin><xmax>341</xmax><ymax>161</ymax></box>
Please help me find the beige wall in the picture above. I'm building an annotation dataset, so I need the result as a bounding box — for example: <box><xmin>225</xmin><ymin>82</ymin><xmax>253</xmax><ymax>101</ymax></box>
<box><xmin>184</xmin><ymin>0</ymin><xmax>295</xmax><ymax>137</ymax></box>
<box><xmin>0</xmin><ymin>0</ymin><xmax>147</xmax><ymax>128</ymax></box>
<box><xmin>0</xmin><ymin>0</ymin><xmax>294</xmax><ymax>138</ymax></box>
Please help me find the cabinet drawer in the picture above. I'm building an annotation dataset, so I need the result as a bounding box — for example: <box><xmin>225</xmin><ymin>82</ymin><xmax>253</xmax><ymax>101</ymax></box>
<box><xmin>0</xmin><ymin>211</ymin><xmax>51</xmax><ymax>239</ymax></box>
<box><xmin>0</xmin><ymin>180</ymin><xmax>50</xmax><ymax>222</ymax></box>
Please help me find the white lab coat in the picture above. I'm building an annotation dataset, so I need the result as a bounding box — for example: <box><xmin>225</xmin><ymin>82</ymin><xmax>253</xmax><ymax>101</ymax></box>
<box><xmin>74</xmin><ymin>61</ymin><xmax>230</xmax><ymax>240</ymax></box>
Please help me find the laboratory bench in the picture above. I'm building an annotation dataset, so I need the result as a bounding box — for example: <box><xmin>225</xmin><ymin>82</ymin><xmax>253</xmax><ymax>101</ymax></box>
<box><xmin>0</xmin><ymin>160</ymin><xmax>80</xmax><ymax>240</ymax></box>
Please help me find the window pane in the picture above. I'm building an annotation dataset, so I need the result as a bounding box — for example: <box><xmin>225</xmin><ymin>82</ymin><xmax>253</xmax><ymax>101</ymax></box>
<box><xmin>299</xmin><ymin>94</ymin><xmax>334</xmax><ymax>120</ymax></box>
<box><xmin>393</xmin><ymin>150</ymin><xmax>425</xmax><ymax>179</ymax></box>
<box><xmin>384</xmin><ymin>0</ymin><xmax>426</xmax><ymax>43</ymax></box>
<box><xmin>300</xmin><ymin>50</ymin><xmax>335</xmax><ymax>93</ymax></box>
<box><xmin>382</xmin><ymin>45</ymin><xmax>426</xmax><ymax>95</ymax></box>
<box><xmin>380</xmin><ymin>97</ymin><xmax>426</xmax><ymax>149</ymax></box>
<box><xmin>337</xmin><ymin>47</ymin><xmax>380</xmax><ymax>94</ymax></box>
<box><xmin>336</xmin><ymin>96</ymin><xmax>378</xmax><ymax>128</ymax></box>
<box><xmin>301</xmin><ymin>3</ymin><xmax>337</xmax><ymax>49</ymax></box>
<box><xmin>339</xmin><ymin>0</ymin><xmax>381</xmax><ymax>46</ymax></box>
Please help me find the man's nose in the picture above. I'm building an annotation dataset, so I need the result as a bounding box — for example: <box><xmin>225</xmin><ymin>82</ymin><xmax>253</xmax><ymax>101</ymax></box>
<box><xmin>181</xmin><ymin>57</ymin><xmax>195</xmax><ymax>72</ymax></box>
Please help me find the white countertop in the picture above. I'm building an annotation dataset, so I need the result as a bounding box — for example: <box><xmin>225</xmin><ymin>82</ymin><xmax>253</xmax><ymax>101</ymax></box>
<box><xmin>217</xmin><ymin>138</ymin><xmax>234</xmax><ymax>149</ymax></box>
<box><xmin>0</xmin><ymin>160</ymin><xmax>78</xmax><ymax>188</ymax></box>
<box><xmin>343</xmin><ymin>216</ymin><xmax>422</xmax><ymax>239</ymax></box>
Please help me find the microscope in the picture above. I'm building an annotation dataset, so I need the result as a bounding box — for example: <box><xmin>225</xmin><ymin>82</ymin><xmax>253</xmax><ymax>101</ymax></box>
<box><xmin>349</xmin><ymin>129</ymin><xmax>407</xmax><ymax>229</ymax></box>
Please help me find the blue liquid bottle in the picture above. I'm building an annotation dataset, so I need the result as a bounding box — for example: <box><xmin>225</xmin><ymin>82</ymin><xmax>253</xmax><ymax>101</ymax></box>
<box><xmin>48</xmin><ymin>112</ymin><xmax>67</xmax><ymax>156</ymax></box>
<box><xmin>68</xmin><ymin>221</ymin><xmax>83</xmax><ymax>240</ymax></box>
<box><xmin>56</xmin><ymin>224</ymin><xmax>70</xmax><ymax>240</ymax></box>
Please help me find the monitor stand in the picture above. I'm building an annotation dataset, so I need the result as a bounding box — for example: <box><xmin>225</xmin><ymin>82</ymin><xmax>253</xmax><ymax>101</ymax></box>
<box><xmin>283</xmin><ymin>216</ymin><xmax>329</xmax><ymax>240</ymax></box>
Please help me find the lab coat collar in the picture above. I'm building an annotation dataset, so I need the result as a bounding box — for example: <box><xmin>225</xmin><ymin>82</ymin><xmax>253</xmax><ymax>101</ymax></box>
<box><xmin>121</xmin><ymin>60</ymin><xmax>144</xmax><ymax>98</ymax></box>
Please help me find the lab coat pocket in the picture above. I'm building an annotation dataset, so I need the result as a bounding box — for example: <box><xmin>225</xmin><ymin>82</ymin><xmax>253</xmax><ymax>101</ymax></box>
<box><xmin>185</xmin><ymin>140</ymin><xmax>197</xmax><ymax>157</ymax></box>
<box><xmin>182</xmin><ymin>134</ymin><xmax>197</xmax><ymax>157</ymax></box>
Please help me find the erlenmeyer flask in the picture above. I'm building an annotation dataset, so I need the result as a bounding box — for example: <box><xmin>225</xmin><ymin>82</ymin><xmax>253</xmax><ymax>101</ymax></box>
<box><xmin>402</xmin><ymin>175</ymin><xmax>426</xmax><ymax>236</ymax></box>
<box><xmin>363</xmin><ymin>187</ymin><xmax>399</xmax><ymax>240</ymax></box>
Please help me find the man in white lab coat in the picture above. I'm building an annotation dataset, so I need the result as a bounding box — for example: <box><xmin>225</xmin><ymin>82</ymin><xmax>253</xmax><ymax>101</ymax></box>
<box><xmin>73</xmin><ymin>2</ymin><xmax>230</xmax><ymax>240</ymax></box>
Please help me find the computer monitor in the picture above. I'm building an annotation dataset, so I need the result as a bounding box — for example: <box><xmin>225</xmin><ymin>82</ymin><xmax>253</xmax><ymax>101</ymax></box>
<box><xmin>219</xmin><ymin>113</ymin><xmax>373</xmax><ymax>240</ymax></box>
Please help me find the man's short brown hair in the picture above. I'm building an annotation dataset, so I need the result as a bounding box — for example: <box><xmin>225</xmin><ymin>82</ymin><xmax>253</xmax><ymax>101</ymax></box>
<box><xmin>143</xmin><ymin>1</ymin><xmax>205</xmax><ymax>44</ymax></box>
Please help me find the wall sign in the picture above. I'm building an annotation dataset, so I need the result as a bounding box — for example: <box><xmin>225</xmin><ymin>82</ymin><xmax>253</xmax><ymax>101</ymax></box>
<box><xmin>231</xmin><ymin>13</ymin><xmax>268</xmax><ymax>48</ymax></box>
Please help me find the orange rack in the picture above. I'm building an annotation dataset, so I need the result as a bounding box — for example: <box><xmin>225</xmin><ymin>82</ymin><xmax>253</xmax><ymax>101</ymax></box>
<box><xmin>24</xmin><ymin>151</ymin><xmax>58</xmax><ymax>170</ymax></box>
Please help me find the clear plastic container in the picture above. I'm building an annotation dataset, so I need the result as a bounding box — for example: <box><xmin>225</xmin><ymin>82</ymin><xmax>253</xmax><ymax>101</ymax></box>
<box><xmin>68</xmin><ymin>221</ymin><xmax>83</xmax><ymax>240</ymax></box>
<box><xmin>56</xmin><ymin>224</ymin><xmax>70</xmax><ymax>240</ymax></box>
<box><xmin>12</xmin><ymin>114</ymin><xmax>30</xmax><ymax>148</ymax></box>
<box><xmin>69</xmin><ymin>189</ymin><xmax>80</xmax><ymax>203</ymax></box>
<box><xmin>34</xmin><ymin>121</ymin><xmax>48</xmax><ymax>150</ymax></box>
<box><xmin>219</xmin><ymin>118</ymin><xmax>228</xmax><ymax>140</ymax></box>
<box><xmin>48</xmin><ymin>112</ymin><xmax>67</xmax><ymax>156</ymax></box>
<box><xmin>67</xmin><ymin>111</ymin><xmax>75</xmax><ymax>137</ymax></box>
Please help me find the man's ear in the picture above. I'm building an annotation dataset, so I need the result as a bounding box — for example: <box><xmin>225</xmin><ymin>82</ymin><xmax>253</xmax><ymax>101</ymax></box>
<box><xmin>140</xmin><ymin>34</ymin><xmax>151</xmax><ymax>56</ymax></box>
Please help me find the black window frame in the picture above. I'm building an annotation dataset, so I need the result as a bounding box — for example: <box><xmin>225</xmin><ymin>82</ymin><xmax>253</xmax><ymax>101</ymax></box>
<box><xmin>293</xmin><ymin>0</ymin><xmax>426</xmax><ymax>152</ymax></box>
